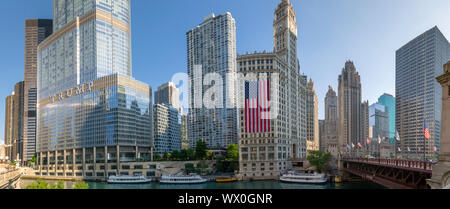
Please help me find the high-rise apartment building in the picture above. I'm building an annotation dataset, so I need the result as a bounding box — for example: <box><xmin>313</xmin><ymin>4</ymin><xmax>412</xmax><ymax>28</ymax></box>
<box><xmin>306</xmin><ymin>78</ymin><xmax>319</xmax><ymax>153</ymax></box>
<box><xmin>396</xmin><ymin>26</ymin><xmax>450</xmax><ymax>159</ymax></box>
<box><xmin>237</xmin><ymin>0</ymin><xmax>308</xmax><ymax>180</ymax></box>
<box><xmin>153</xmin><ymin>104</ymin><xmax>182</xmax><ymax>155</ymax></box>
<box><xmin>338</xmin><ymin>61</ymin><xmax>365</xmax><ymax>153</ymax></box>
<box><xmin>155</xmin><ymin>82</ymin><xmax>180</xmax><ymax>111</ymax></box>
<box><xmin>186</xmin><ymin>12</ymin><xmax>238</xmax><ymax>150</ymax></box>
<box><xmin>154</xmin><ymin>82</ymin><xmax>182</xmax><ymax>155</ymax></box>
<box><xmin>36</xmin><ymin>0</ymin><xmax>153</xmax><ymax>178</ymax></box>
<box><xmin>4</xmin><ymin>94</ymin><xmax>14</xmax><ymax>161</ymax></box>
<box><xmin>361</xmin><ymin>101</ymin><xmax>370</xmax><ymax>145</ymax></box>
<box><xmin>23</xmin><ymin>19</ymin><xmax>53</xmax><ymax>164</ymax></box>
<box><xmin>378</xmin><ymin>93</ymin><xmax>395</xmax><ymax>143</ymax></box>
<box><xmin>12</xmin><ymin>82</ymin><xmax>25</xmax><ymax>162</ymax></box>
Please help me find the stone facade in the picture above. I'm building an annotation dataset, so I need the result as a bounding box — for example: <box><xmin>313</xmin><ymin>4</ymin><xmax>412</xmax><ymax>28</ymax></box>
<box><xmin>237</xmin><ymin>0</ymin><xmax>308</xmax><ymax>180</ymax></box>
<box><xmin>429</xmin><ymin>61</ymin><xmax>450</xmax><ymax>189</ymax></box>
<box><xmin>338</xmin><ymin>61</ymin><xmax>364</xmax><ymax>154</ymax></box>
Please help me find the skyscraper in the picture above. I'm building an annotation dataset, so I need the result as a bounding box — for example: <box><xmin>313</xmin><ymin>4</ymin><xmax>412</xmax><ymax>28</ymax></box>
<box><xmin>324</xmin><ymin>86</ymin><xmax>338</xmax><ymax>153</ymax></box>
<box><xmin>12</xmin><ymin>82</ymin><xmax>25</xmax><ymax>162</ymax></box>
<box><xmin>154</xmin><ymin>82</ymin><xmax>182</xmax><ymax>155</ymax></box>
<box><xmin>23</xmin><ymin>19</ymin><xmax>53</xmax><ymax>164</ymax></box>
<box><xmin>338</xmin><ymin>61</ymin><xmax>363</xmax><ymax>150</ymax></box>
<box><xmin>378</xmin><ymin>93</ymin><xmax>395</xmax><ymax>143</ymax></box>
<box><xmin>306</xmin><ymin>78</ymin><xmax>319</xmax><ymax>152</ymax></box>
<box><xmin>396</xmin><ymin>26</ymin><xmax>450</xmax><ymax>159</ymax></box>
<box><xmin>155</xmin><ymin>82</ymin><xmax>180</xmax><ymax>111</ymax></box>
<box><xmin>237</xmin><ymin>0</ymin><xmax>307</xmax><ymax>180</ymax></box>
<box><xmin>4</xmin><ymin>94</ymin><xmax>14</xmax><ymax>161</ymax></box>
<box><xmin>361</xmin><ymin>101</ymin><xmax>369</xmax><ymax>145</ymax></box>
<box><xmin>36</xmin><ymin>0</ymin><xmax>153</xmax><ymax>177</ymax></box>
<box><xmin>153</xmin><ymin>104</ymin><xmax>182</xmax><ymax>155</ymax></box>
<box><xmin>369</xmin><ymin>103</ymin><xmax>390</xmax><ymax>140</ymax></box>
<box><xmin>186</xmin><ymin>12</ymin><xmax>238</xmax><ymax>150</ymax></box>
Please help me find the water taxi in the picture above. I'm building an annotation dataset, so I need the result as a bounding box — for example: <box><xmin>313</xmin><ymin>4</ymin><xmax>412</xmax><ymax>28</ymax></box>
<box><xmin>107</xmin><ymin>175</ymin><xmax>152</xmax><ymax>184</ymax></box>
<box><xmin>280</xmin><ymin>171</ymin><xmax>328</xmax><ymax>184</ymax></box>
<box><xmin>216</xmin><ymin>177</ymin><xmax>237</xmax><ymax>183</ymax></box>
<box><xmin>160</xmin><ymin>174</ymin><xmax>207</xmax><ymax>184</ymax></box>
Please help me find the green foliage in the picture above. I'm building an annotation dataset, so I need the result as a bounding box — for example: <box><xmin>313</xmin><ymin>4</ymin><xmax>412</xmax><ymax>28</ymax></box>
<box><xmin>25</xmin><ymin>179</ymin><xmax>89</xmax><ymax>189</ymax></box>
<box><xmin>184</xmin><ymin>163</ymin><xmax>196</xmax><ymax>174</ymax></box>
<box><xmin>195</xmin><ymin>140</ymin><xmax>208</xmax><ymax>160</ymax></box>
<box><xmin>9</xmin><ymin>161</ymin><xmax>16</xmax><ymax>166</ymax></box>
<box><xmin>196</xmin><ymin>160</ymin><xmax>208</xmax><ymax>175</ymax></box>
<box><xmin>163</xmin><ymin>152</ymin><xmax>172</xmax><ymax>161</ymax></box>
<box><xmin>32</xmin><ymin>154</ymin><xmax>37</xmax><ymax>164</ymax></box>
<box><xmin>226</xmin><ymin>144</ymin><xmax>239</xmax><ymax>161</ymax></box>
<box><xmin>216</xmin><ymin>144</ymin><xmax>239</xmax><ymax>173</ymax></box>
<box><xmin>206</xmin><ymin>151</ymin><xmax>216</xmax><ymax>160</ymax></box>
<box><xmin>73</xmin><ymin>181</ymin><xmax>89</xmax><ymax>189</ymax></box>
<box><xmin>153</xmin><ymin>153</ymin><xmax>162</xmax><ymax>161</ymax></box>
<box><xmin>307</xmin><ymin>150</ymin><xmax>332</xmax><ymax>173</ymax></box>
<box><xmin>25</xmin><ymin>179</ymin><xmax>64</xmax><ymax>189</ymax></box>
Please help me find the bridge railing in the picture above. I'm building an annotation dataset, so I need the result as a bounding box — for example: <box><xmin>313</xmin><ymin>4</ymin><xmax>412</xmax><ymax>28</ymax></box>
<box><xmin>341</xmin><ymin>158</ymin><xmax>436</xmax><ymax>171</ymax></box>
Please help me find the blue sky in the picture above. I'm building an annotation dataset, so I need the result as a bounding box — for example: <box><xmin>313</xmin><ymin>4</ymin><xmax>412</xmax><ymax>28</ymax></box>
<box><xmin>1</xmin><ymin>0</ymin><xmax>450</xmax><ymax>144</ymax></box>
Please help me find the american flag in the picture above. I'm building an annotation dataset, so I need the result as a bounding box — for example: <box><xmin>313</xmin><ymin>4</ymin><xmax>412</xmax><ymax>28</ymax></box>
<box><xmin>424</xmin><ymin>122</ymin><xmax>431</xmax><ymax>139</ymax></box>
<box><xmin>357</xmin><ymin>142</ymin><xmax>362</xmax><ymax>148</ymax></box>
<box><xmin>245</xmin><ymin>80</ymin><xmax>270</xmax><ymax>133</ymax></box>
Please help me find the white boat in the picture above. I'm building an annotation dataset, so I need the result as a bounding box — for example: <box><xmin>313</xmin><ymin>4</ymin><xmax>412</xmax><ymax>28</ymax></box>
<box><xmin>280</xmin><ymin>171</ymin><xmax>328</xmax><ymax>184</ymax></box>
<box><xmin>160</xmin><ymin>174</ymin><xmax>207</xmax><ymax>184</ymax></box>
<box><xmin>107</xmin><ymin>175</ymin><xmax>152</xmax><ymax>184</ymax></box>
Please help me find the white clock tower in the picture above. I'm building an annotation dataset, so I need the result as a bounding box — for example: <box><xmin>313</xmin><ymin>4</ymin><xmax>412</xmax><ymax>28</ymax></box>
<box><xmin>273</xmin><ymin>0</ymin><xmax>299</xmax><ymax>71</ymax></box>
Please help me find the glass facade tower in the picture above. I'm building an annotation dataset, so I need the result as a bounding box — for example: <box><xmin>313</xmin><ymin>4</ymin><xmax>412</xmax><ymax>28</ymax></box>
<box><xmin>396</xmin><ymin>26</ymin><xmax>450</xmax><ymax>159</ymax></box>
<box><xmin>36</xmin><ymin>0</ymin><xmax>153</xmax><ymax>177</ymax></box>
<box><xmin>378</xmin><ymin>93</ymin><xmax>395</xmax><ymax>143</ymax></box>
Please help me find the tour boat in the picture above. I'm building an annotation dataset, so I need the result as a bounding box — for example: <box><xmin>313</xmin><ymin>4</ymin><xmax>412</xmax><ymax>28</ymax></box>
<box><xmin>107</xmin><ymin>175</ymin><xmax>152</xmax><ymax>184</ymax></box>
<box><xmin>160</xmin><ymin>174</ymin><xmax>207</xmax><ymax>184</ymax></box>
<box><xmin>280</xmin><ymin>171</ymin><xmax>328</xmax><ymax>184</ymax></box>
<box><xmin>216</xmin><ymin>177</ymin><xmax>237</xmax><ymax>183</ymax></box>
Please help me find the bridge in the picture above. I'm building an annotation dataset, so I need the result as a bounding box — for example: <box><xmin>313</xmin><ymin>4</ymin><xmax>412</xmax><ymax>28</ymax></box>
<box><xmin>341</xmin><ymin>158</ymin><xmax>436</xmax><ymax>189</ymax></box>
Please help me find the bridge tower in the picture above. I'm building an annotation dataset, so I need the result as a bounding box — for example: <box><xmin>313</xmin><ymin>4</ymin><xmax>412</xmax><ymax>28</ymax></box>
<box><xmin>429</xmin><ymin>61</ymin><xmax>450</xmax><ymax>189</ymax></box>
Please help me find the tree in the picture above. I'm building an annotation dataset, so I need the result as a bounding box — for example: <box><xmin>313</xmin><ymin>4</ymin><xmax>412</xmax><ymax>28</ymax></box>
<box><xmin>25</xmin><ymin>179</ymin><xmax>64</xmax><ymax>189</ymax></box>
<box><xmin>196</xmin><ymin>160</ymin><xmax>208</xmax><ymax>175</ymax></box>
<box><xmin>172</xmin><ymin>150</ymin><xmax>181</xmax><ymax>161</ymax></box>
<box><xmin>195</xmin><ymin>140</ymin><xmax>208</xmax><ymax>160</ymax></box>
<box><xmin>206</xmin><ymin>151</ymin><xmax>216</xmax><ymax>160</ymax></box>
<box><xmin>226</xmin><ymin>144</ymin><xmax>239</xmax><ymax>161</ymax></box>
<box><xmin>307</xmin><ymin>150</ymin><xmax>332</xmax><ymax>173</ymax></box>
<box><xmin>153</xmin><ymin>153</ymin><xmax>162</xmax><ymax>161</ymax></box>
<box><xmin>185</xmin><ymin>163</ymin><xmax>195</xmax><ymax>174</ymax></box>
<box><xmin>163</xmin><ymin>152</ymin><xmax>172</xmax><ymax>161</ymax></box>
<box><xmin>74</xmin><ymin>182</ymin><xmax>89</xmax><ymax>189</ymax></box>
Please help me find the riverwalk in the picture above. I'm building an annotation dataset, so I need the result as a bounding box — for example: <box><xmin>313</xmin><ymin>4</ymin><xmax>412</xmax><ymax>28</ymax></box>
<box><xmin>0</xmin><ymin>169</ymin><xmax>22</xmax><ymax>189</ymax></box>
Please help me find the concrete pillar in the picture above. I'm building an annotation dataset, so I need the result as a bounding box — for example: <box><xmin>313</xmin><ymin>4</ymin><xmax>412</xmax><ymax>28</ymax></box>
<box><xmin>63</xmin><ymin>150</ymin><xmax>67</xmax><ymax>177</ymax></box>
<box><xmin>93</xmin><ymin>147</ymin><xmax>96</xmax><ymax>176</ymax></box>
<box><xmin>39</xmin><ymin>152</ymin><xmax>43</xmax><ymax>175</ymax></box>
<box><xmin>116</xmin><ymin>145</ymin><xmax>120</xmax><ymax>175</ymax></box>
<box><xmin>104</xmin><ymin>146</ymin><xmax>108</xmax><ymax>177</ymax></box>
<box><xmin>72</xmin><ymin>148</ymin><xmax>76</xmax><ymax>176</ymax></box>
<box><xmin>54</xmin><ymin>150</ymin><xmax>58</xmax><ymax>175</ymax></box>
<box><xmin>151</xmin><ymin>147</ymin><xmax>154</xmax><ymax>162</ymax></box>
<box><xmin>47</xmin><ymin>151</ymin><xmax>50</xmax><ymax>176</ymax></box>
<box><xmin>135</xmin><ymin>146</ymin><xmax>138</xmax><ymax>162</ymax></box>
<box><xmin>82</xmin><ymin>148</ymin><xmax>86</xmax><ymax>177</ymax></box>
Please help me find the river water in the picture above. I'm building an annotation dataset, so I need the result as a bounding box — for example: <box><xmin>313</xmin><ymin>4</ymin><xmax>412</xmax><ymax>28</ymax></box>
<box><xmin>20</xmin><ymin>179</ymin><xmax>386</xmax><ymax>189</ymax></box>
